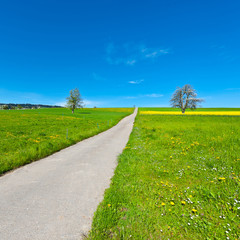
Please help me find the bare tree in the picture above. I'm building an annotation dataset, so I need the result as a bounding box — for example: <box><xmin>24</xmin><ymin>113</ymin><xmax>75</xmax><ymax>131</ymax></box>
<box><xmin>170</xmin><ymin>84</ymin><xmax>203</xmax><ymax>113</ymax></box>
<box><xmin>66</xmin><ymin>88</ymin><xmax>84</xmax><ymax>113</ymax></box>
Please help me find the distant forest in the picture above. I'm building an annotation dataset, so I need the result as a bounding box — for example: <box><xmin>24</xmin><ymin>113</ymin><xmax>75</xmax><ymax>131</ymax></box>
<box><xmin>0</xmin><ymin>103</ymin><xmax>63</xmax><ymax>109</ymax></box>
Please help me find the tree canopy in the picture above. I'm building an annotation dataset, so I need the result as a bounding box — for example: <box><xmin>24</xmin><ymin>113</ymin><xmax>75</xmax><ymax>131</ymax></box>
<box><xmin>170</xmin><ymin>84</ymin><xmax>203</xmax><ymax>113</ymax></box>
<box><xmin>66</xmin><ymin>88</ymin><xmax>84</xmax><ymax>113</ymax></box>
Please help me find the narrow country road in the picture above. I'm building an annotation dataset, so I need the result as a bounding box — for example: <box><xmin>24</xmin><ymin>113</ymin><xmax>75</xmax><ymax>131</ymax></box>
<box><xmin>0</xmin><ymin>108</ymin><xmax>137</xmax><ymax>240</ymax></box>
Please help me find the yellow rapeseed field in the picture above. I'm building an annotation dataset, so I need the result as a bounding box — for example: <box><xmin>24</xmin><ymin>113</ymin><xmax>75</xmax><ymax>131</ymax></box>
<box><xmin>140</xmin><ymin>111</ymin><xmax>240</xmax><ymax>116</ymax></box>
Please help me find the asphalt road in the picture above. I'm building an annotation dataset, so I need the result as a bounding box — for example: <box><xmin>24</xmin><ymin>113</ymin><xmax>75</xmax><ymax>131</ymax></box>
<box><xmin>0</xmin><ymin>108</ymin><xmax>137</xmax><ymax>240</ymax></box>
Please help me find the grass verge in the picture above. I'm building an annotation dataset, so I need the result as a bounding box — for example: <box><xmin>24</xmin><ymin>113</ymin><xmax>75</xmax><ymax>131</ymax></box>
<box><xmin>0</xmin><ymin>108</ymin><xmax>133</xmax><ymax>175</ymax></box>
<box><xmin>89</xmin><ymin>112</ymin><xmax>240</xmax><ymax>239</ymax></box>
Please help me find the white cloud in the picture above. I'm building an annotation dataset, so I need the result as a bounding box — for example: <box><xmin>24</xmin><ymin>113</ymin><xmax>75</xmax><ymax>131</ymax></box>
<box><xmin>83</xmin><ymin>99</ymin><xmax>105</xmax><ymax>108</ymax></box>
<box><xmin>126</xmin><ymin>60</ymin><xmax>136</xmax><ymax>65</ymax></box>
<box><xmin>145</xmin><ymin>51</ymin><xmax>158</xmax><ymax>58</ymax></box>
<box><xmin>55</xmin><ymin>101</ymin><xmax>66</xmax><ymax>107</ymax></box>
<box><xmin>128</xmin><ymin>79</ymin><xmax>144</xmax><ymax>84</ymax></box>
<box><xmin>145</xmin><ymin>49</ymin><xmax>169</xmax><ymax>58</ymax></box>
<box><xmin>124</xmin><ymin>96</ymin><xmax>138</xmax><ymax>99</ymax></box>
<box><xmin>105</xmin><ymin>42</ymin><xmax>169</xmax><ymax>66</ymax></box>
<box><xmin>123</xmin><ymin>93</ymin><xmax>163</xmax><ymax>99</ymax></box>
<box><xmin>144</xmin><ymin>93</ymin><xmax>163</xmax><ymax>98</ymax></box>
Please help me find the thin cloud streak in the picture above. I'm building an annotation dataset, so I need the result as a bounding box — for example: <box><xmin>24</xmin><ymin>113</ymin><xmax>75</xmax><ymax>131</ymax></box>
<box><xmin>128</xmin><ymin>79</ymin><xmax>144</xmax><ymax>84</ymax></box>
<box><xmin>124</xmin><ymin>96</ymin><xmax>137</xmax><ymax>99</ymax></box>
<box><xmin>105</xmin><ymin>42</ymin><xmax>169</xmax><ymax>66</ymax></box>
<box><xmin>83</xmin><ymin>99</ymin><xmax>104</xmax><ymax>107</ymax></box>
<box><xmin>144</xmin><ymin>93</ymin><xmax>164</xmax><ymax>98</ymax></box>
<box><xmin>124</xmin><ymin>93</ymin><xmax>163</xmax><ymax>99</ymax></box>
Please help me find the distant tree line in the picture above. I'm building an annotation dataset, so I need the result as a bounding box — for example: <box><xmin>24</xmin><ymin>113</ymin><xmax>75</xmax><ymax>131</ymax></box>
<box><xmin>0</xmin><ymin>103</ymin><xmax>63</xmax><ymax>110</ymax></box>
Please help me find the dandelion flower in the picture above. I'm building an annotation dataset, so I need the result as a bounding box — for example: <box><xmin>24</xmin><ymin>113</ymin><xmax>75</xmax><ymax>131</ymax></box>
<box><xmin>181</xmin><ymin>201</ymin><xmax>186</xmax><ymax>205</ymax></box>
<box><xmin>170</xmin><ymin>201</ymin><xmax>175</xmax><ymax>206</ymax></box>
<box><xmin>107</xmin><ymin>204</ymin><xmax>111</xmax><ymax>207</ymax></box>
<box><xmin>192</xmin><ymin>209</ymin><xmax>197</xmax><ymax>213</ymax></box>
<box><xmin>218</xmin><ymin>177</ymin><xmax>226</xmax><ymax>181</ymax></box>
<box><xmin>161</xmin><ymin>202</ymin><xmax>166</xmax><ymax>206</ymax></box>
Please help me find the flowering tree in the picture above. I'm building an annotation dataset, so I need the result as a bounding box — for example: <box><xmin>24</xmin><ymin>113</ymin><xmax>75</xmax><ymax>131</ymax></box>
<box><xmin>170</xmin><ymin>84</ymin><xmax>203</xmax><ymax>113</ymax></box>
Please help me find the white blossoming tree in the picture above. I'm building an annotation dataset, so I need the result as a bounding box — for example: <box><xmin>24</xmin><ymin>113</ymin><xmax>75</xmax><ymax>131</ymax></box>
<box><xmin>170</xmin><ymin>84</ymin><xmax>203</xmax><ymax>113</ymax></box>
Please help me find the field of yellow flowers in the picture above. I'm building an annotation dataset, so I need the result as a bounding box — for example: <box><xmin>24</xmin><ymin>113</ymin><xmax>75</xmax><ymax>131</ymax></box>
<box><xmin>89</xmin><ymin>108</ymin><xmax>240</xmax><ymax>239</ymax></box>
<box><xmin>0</xmin><ymin>108</ymin><xmax>133</xmax><ymax>175</ymax></box>
<box><xmin>140</xmin><ymin>111</ymin><xmax>240</xmax><ymax>116</ymax></box>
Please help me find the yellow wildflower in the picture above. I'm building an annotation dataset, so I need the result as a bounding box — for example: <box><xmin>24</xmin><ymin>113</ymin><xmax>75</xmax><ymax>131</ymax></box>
<box><xmin>140</xmin><ymin>111</ymin><xmax>240</xmax><ymax>116</ymax></box>
<box><xmin>218</xmin><ymin>177</ymin><xmax>226</xmax><ymax>181</ymax></box>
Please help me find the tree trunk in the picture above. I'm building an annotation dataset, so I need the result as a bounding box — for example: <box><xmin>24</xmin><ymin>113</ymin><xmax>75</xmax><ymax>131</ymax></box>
<box><xmin>182</xmin><ymin>109</ymin><xmax>185</xmax><ymax>114</ymax></box>
<box><xmin>72</xmin><ymin>109</ymin><xmax>74</xmax><ymax>114</ymax></box>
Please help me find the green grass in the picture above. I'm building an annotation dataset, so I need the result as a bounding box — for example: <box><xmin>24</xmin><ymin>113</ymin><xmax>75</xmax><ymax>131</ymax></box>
<box><xmin>89</xmin><ymin>109</ymin><xmax>240</xmax><ymax>239</ymax></box>
<box><xmin>0</xmin><ymin>107</ymin><xmax>133</xmax><ymax>175</ymax></box>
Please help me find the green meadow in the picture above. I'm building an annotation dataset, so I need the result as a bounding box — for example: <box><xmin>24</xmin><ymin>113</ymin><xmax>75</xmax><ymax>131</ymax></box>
<box><xmin>89</xmin><ymin>109</ymin><xmax>240</xmax><ymax>239</ymax></box>
<box><xmin>0</xmin><ymin>108</ymin><xmax>133</xmax><ymax>175</ymax></box>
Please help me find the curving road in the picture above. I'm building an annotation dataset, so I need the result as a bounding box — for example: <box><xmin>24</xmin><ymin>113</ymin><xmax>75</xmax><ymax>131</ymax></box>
<box><xmin>0</xmin><ymin>108</ymin><xmax>137</xmax><ymax>240</ymax></box>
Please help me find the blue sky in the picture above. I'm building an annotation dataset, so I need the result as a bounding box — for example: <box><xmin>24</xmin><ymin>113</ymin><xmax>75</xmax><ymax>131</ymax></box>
<box><xmin>0</xmin><ymin>0</ymin><xmax>239</xmax><ymax>107</ymax></box>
